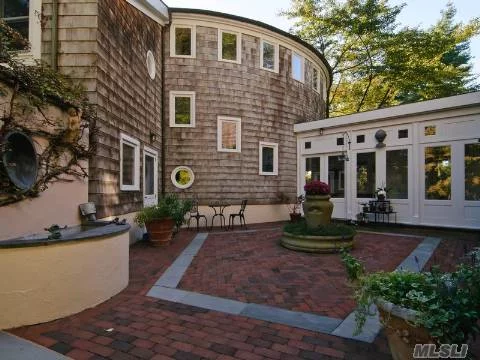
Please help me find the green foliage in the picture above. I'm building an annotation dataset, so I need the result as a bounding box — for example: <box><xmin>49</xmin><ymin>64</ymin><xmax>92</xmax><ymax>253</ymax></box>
<box><xmin>283</xmin><ymin>219</ymin><xmax>356</xmax><ymax>237</ymax></box>
<box><xmin>340</xmin><ymin>248</ymin><xmax>365</xmax><ymax>282</ymax></box>
<box><xmin>134</xmin><ymin>194</ymin><xmax>192</xmax><ymax>230</ymax></box>
<box><xmin>352</xmin><ymin>261</ymin><xmax>480</xmax><ymax>345</ymax></box>
<box><xmin>0</xmin><ymin>21</ymin><xmax>97</xmax><ymax>206</ymax></box>
<box><xmin>282</xmin><ymin>1</ymin><xmax>480</xmax><ymax>116</ymax></box>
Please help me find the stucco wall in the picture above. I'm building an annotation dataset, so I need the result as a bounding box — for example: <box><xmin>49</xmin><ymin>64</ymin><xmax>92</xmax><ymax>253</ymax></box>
<box><xmin>164</xmin><ymin>15</ymin><xmax>327</xmax><ymax>205</ymax></box>
<box><xmin>89</xmin><ymin>0</ymin><xmax>164</xmax><ymax>219</ymax></box>
<box><xmin>0</xmin><ymin>232</ymin><xmax>129</xmax><ymax>330</ymax></box>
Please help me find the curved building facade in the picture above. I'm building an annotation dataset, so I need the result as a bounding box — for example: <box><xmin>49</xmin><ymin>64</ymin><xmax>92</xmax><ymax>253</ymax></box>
<box><xmin>164</xmin><ymin>9</ymin><xmax>331</xmax><ymax>207</ymax></box>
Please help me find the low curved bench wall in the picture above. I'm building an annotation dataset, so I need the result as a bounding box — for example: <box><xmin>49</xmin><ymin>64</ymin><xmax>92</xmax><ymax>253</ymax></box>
<box><xmin>0</xmin><ymin>225</ymin><xmax>130</xmax><ymax>329</ymax></box>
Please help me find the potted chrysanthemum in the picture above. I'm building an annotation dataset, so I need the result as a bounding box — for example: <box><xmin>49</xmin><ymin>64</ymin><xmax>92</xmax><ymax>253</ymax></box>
<box><xmin>303</xmin><ymin>181</ymin><xmax>332</xmax><ymax>228</ymax></box>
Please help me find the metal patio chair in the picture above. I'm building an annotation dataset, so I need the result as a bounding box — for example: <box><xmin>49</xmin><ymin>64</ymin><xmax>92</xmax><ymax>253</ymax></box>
<box><xmin>228</xmin><ymin>199</ymin><xmax>248</xmax><ymax>230</ymax></box>
<box><xmin>187</xmin><ymin>199</ymin><xmax>208</xmax><ymax>231</ymax></box>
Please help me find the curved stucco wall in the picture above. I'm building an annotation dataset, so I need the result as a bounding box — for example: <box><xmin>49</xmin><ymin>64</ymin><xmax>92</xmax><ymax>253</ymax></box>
<box><xmin>165</xmin><ymin>12</ymin><xmax>328</xmax><ymax>205</ymax></box>
<box><xmin>0</xmin><ymin>233</ymin><xmax>129</xmax><ymax>330</ymax></box>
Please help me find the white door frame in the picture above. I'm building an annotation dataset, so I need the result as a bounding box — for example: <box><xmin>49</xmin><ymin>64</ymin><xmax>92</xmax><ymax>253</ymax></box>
<box><xmin>143</xmin><ymin>146</ymin><xmax>158</xmax><ymax>207</ymax></box>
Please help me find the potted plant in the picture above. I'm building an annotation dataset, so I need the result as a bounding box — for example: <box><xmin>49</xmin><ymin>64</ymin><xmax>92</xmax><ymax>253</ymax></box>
<box><xmin>276</xmin><ymin>193</ymin><xmax>304</xmax><ymax>223</ymax></box>
<box><xmin>343</xmin><ymin>254</ymin><xmax>480</xmax><ymax>360</ymax></box>
<box><xmin>303</xmin><ymin>180</ymin><xmax>332</xmax><ymax>227</ymax></box>
<box><xmin>134</xmin><ymin>194</ymin><xmax>192</xmax><ymax>247</ymax></box>
<box><xmin>376</xmin><ymin>186</ymin><xmax>388</xmax><ymax>201</ymax></box>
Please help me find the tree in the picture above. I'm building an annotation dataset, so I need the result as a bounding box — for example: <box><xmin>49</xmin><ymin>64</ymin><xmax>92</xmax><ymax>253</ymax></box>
<box><xmin>282</xmin><ymin>0</ymin><xmax>480</xmax><ymax>117</ymax></box>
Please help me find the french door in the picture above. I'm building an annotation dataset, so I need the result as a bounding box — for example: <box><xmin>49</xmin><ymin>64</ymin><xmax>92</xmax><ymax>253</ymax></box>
<box><xmin>143</xmin><ymin>147</ymin><xmax>158</xmax><ymax>207</ymax></box>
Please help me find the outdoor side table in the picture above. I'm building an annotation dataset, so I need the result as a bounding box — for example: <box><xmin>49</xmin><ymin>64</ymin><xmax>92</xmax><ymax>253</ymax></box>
<box><xmin>209</xmin><ymin>202</ymin><xmax>230</xmax><ymax>230</ymax></box>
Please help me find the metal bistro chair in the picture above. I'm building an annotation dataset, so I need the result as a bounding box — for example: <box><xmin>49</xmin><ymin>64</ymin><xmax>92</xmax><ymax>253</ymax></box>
<box><xmin>187</xmin><ymin>199</ymin><xmax>208</xmax><ymax>231</ymax></box>
<box><xmin>228</xmin><ymin>199</ymin><xmax>248</xmax><ymax>230</ymax></box>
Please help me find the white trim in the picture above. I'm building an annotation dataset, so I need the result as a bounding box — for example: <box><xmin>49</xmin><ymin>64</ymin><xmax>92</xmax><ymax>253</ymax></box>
<box><xmin>294</xmin><ymin>92</ymin><xmax>480</xmax><ymax>133</ymax></box>
<box><xmin>120</xmin><ymin>133</ymin><xmax>140</xmax><ymax>191</ymax></box>
<box><xmin>125</xmin><ymin>0</ymin><xmax>169</xmax><ymax>25</ymax></box>
<box><xmin>260</xmin><ymin>39</ymin><xmax>279</xmax><ymax>73</ymax></box>
<box><xmin>259</xmin><ymin>141</ymin><xmax>279</xmax><ymax>176</ymax></box>
<box><xmin>218</xmin><ymin>29</ymin><xmax>241</xmax><ymax>64</ymax></box>
<box><xmin>143</xmin><ymin>146</ymin><xmax>158</xmax><ymax>207</ymax></box>
<box><xmin>170</xmin><ymin>24</ymin><xmax>196</xmax><ymax>58</ymax></box>
<box><xmin>292</xmin><ymin>52</ymin><xmax>304</xmax><ymax>83</ymax></box>
<box><xmin>169</xmin><ymin>91</ymin><xmax>196</xmax><ymax>128</ymax></box>
<box><xmin>171</xmin><ymin>166</ymin><xmax>195</xmax><ymax>189</ymax></box>
<box><xmin>217</xmin><ymin>116</ymin><xmax>241</xmax><ymax>153</ymax></box>
<box><xmin>170</xmin><ymin>13</ymin><xmax>331</xmax><ymax>86</ymax></box>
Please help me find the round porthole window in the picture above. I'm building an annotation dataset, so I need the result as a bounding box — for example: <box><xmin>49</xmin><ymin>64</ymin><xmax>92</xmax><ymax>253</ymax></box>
<box><xmin>171</xmin><ymin>166</ymin><xmax>194</xmax><ymax>189</ymax></box>
<box><xmin>146</xmin><ymin>50</ymin><xmax>156</xmax><ymax>80</ymax></box>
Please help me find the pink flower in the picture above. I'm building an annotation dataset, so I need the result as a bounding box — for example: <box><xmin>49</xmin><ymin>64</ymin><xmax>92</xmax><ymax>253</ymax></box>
<box><xmin>304</xmin><ymin>181</ymin><xmax>330</xmax><ymax>195</ymax></box>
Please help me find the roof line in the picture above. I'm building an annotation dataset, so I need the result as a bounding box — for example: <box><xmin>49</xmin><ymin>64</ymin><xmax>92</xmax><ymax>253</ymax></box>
<box><xmin>168</xmin><ymin>7</ymin><xmax>332</xmax><ymax>80</ymax></box>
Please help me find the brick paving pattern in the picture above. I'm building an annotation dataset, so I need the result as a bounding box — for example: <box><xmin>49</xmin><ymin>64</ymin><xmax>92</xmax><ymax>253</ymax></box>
<box><xmin>8</xmin><ymin>223</ymin><xmax>480</xmax><ymax>359</ymax></box>
<box><xmin>179</xmin><ymin>228</ymin><xmax>421</xmax><ymax>318</ymax></box>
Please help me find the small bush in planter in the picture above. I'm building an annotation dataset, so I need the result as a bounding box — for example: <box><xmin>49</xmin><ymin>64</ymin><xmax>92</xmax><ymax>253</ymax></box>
<box><xmin>134</xmin><ymin>194</ymin><xmax>192</xmax><ymax>230</ymax></box>
<box><xmin>350</xmin><ymin>260</ymin><xmax>480</xmax><ymax>347</ymax></box>
<box><xmin>283</xmin><ymin>219</ymin><xmax>356</xmax><ymax>237</ymax></box>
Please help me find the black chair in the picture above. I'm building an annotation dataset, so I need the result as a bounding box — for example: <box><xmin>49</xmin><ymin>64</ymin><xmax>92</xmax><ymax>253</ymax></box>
<box><xmin>228</xmin><ymin>199</ymin><xmax>248</xmax><ymax>230</ymax></box>
<box><xmin>187</xmin><ymin>199</ymin><xmax>207</xmax><ymax>231</ymax></box>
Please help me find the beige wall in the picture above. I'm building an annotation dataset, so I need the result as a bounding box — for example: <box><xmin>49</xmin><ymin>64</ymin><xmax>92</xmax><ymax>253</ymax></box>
<box><xmin>0</xmin><ymin>178</ymin><xmax>88</xmax><ymax>240</ymax></box>
<box><xmin>0</xmin><ymin>232</ymin><xmax>129</xmax><ymax>330</ymax></box>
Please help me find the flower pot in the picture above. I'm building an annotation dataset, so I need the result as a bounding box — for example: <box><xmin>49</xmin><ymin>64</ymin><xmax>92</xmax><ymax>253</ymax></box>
<box><xmin>289</xmin><ymin>213</ymin><xmax>302</xmax><ymax>223</ymax></box>
<box><xmin>377</xmin><ymin>194</ymin><xmax>386</xmax><ymax>201</ymax></box>
<box><xmin>145</xmin><ymin>217</ymin><xmax>175</xmax><ymax>247</ymax></box>
<box><xmin>376</xmin><ymin>299</ymin><xmax>432</xmax><ymax>360</ymax></box>
<box><xmin>302</xmin><ymin>195</ymin><xmax>334</xmax><ymax>228</ymax></box>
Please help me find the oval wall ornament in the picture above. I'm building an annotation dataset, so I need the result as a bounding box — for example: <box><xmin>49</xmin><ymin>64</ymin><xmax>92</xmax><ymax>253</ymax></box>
<box><xmin>146</xmin><ymin>50</ymin><xmax>156</xmax><ymax>80</ymax></box>
<box><xmin>1</xmin><ymin>131</ymin><xmax>38</xmax><ymax>191</ymax></box>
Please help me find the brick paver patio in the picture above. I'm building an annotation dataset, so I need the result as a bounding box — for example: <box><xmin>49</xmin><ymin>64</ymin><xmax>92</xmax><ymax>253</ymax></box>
<box><xmin>8</xmin><ymin>222</ymin><xmax>480</xmax><ymax>359</ymax></box>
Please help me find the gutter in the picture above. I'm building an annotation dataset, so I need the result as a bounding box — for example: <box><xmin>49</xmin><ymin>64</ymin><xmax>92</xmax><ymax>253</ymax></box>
<box><xmin>160</xmin><ymin>24</ymin><xmax>166</xmax><ymax>196</ymax></box>
<box><xmin>51</xmin><ymin>0</ymin><xmax>58</xmax><ymax>70</ymax></box>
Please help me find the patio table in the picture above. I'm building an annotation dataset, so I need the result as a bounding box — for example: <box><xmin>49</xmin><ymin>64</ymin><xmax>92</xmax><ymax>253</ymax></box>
<box><xmin>208</xmin><ymin>202</ymin><xmax>230</xmax><ymax>230</ymax></box>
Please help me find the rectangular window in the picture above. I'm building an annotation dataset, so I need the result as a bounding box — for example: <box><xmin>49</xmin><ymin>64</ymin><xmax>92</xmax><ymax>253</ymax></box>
<box><xmin>170</xmin><ymin>25</ymin><xmax>195</xmax><ymax>58</ymax></box>
<box><xmin>398</xmin><ymin>129</ymin><xmax>408</xmax><ymax>139</ymax></box>
<box><xmin>357</xmin><ymin>152</ymin><xmax>375</xmax><ymax>198</ymax></box>
<box><xmin>328</xmin><ymin>156</ymin><xmax>345</xmax><ymax>198</ymax></box>
<box><xmin>305</xmin><ymin>141</ymin><xmax>311</xmax><ymax>149</ymax></box>
<box><xmin>219</xmin><ymin>29</ymin><xmax>240</xmax><ymax>63</ymax></box>
<box><xmin>356</xmin><ymin>135</ymin><xmax>365</xmax><ymax>143</ymax></box>
<box><xmin>260</xmin><ymin>40</ymin><xmax>278</xmax><ymax>72</ymax></box>
<box><xmin>337</xmin><ymin>137</ymin><xmax>344</xmax><ymax>146</ymax></box>
<box><xmin>1</xmin><ymin>0</ymin><xmax>29</xmax><ymax>39</ymax></box>
<box><xmin>425</xmin><ymin>125</ymin><xmax>436</xmax><ymax>136</ymax></box>
<box><xmin>169</xmin><ymin>91</ymin><xmax>195</xmax><ymax>127</ymax></box>
<box><xmin>120</xmin><ymin>133</ymin><xmax>140</xmax><ymax>191</ymax></box>
<box><xmin>465</xmin><ymin>143</ymin><xmax>480</xmax><ymax>201</ymax></box>
<box><xmin>259</xmin><ymin>142</ymin><xmax>278</xmax><ymax>175</ymax></box>
<box><xmin>425</xmin><ymin>145</ymin><xmax>451</xmax><ymax>200</ymax></box>
<box><xmin>292</xmin><ymin>52</ymin><xmax>304</xmax><ymax>82</ymax></box>
<box><xmin>305</xmin><ymin>157</ymin><xmax>320</xmax><ymax>183</ymax></box>
<box><xmin>386</xmin><ymin>149</ymin><xmax>408</xmax><ymax>199</ymax></box>
<box><xmin>217</xmin><ymin>116</ymin><xmax>241</xmax><ymax>152</ymax></box>
<box><xmin>312</xmin><ymin>68</ymin><xmax>320</xmax><ymax>92</ymax></box>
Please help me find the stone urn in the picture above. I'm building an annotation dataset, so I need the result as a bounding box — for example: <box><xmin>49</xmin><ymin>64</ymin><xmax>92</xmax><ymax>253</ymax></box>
<box><xmin>303</xmin><ymin>195</ymin><xmax>334</xmax><ymax>228</ymax></box>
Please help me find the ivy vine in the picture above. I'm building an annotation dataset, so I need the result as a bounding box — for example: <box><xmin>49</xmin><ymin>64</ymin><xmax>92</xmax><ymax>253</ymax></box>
<box><xmin>0</xmin><ymin>20</ymin><xmax>97</xmax><ymax>206</ymax></box>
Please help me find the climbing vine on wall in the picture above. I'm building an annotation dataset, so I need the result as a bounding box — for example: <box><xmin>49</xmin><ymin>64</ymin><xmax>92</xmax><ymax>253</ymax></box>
<box><xmin>0</xmin><ymin>21</ymin><xmax>97</xmax><ymax>206</ymax></box>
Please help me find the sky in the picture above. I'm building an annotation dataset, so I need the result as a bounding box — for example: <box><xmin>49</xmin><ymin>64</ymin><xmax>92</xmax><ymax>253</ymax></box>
<box><xmin>164</xmin><ymin>0</ymin><xmax>480</xmax><ymax>77</ymax></box>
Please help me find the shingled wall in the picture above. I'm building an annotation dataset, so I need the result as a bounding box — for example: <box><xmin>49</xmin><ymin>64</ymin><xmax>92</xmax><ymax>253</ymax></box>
<box><xmin>164</xmin><ymin>22</ymin><xmax>326</xmax><ymax>205</ymax></box>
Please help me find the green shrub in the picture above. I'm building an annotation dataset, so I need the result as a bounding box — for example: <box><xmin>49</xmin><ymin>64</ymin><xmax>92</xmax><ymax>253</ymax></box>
<box><xmin>134</xmin><ymin>194</ymin><xmax>192</xmax><ymax>229</ymax></box>
<box><xmin>340</xmin><ymin>249</ymin><xmax>365</xmax><ymax>282</ymax></box>
<box><xmin>283</xmin><ymin>220</ymin><xmax>356</xmax><ymax>237</ymax></box>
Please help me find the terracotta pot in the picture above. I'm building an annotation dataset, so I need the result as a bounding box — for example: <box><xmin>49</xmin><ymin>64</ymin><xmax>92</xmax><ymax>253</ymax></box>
<box><xmin>376</xmin><ymin>299</ymin><xmax>432</xmax><ymax>360</ymax></box>
<box><xmin>145</xmin><ymin>217</ymin><xmax>175</xmax><ymax>247</ymax></box>
<box><xmin>302</xmin><ymin>195</ymin><xmax>333</xmax><ymax>228</ymax></box>
<box><xmin>289</xmin><ymin>213</ymin><xmax>302</xmax><ymax>223</ymax></box>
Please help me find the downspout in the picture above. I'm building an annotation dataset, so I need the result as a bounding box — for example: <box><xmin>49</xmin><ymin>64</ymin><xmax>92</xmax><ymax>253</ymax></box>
<box><xmin>160</xmin><ymin>22</ymin><xmax>167</xmax><ymax>196</ymax></box>
<box><xmin>50</xmin><ymin>0</ymin><xmax>59</xmax><ymax>70</ymax></box>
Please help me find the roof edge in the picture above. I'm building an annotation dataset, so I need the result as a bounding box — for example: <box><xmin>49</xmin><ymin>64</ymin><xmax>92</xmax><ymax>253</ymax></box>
<box><xmin>168</xmin><ymin>7</ymin><xmax>332</xmax><ymax>82</ymax></box>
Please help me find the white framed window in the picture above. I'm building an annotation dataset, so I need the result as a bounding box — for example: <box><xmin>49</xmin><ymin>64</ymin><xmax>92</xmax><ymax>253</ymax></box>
<box><xmin>169</xmin><ymin>91</ymin><xmax>195</xmax><ymax>127</ymax></box>
<box><xmin>218</xmin><ymin>29</ymin><xmax>241</xmax><ymax>63</ymax></box>
<box><xmin>312</xmin><ymin>67</ymin><xmax>320</xmax><ymax>93</ymax></box>
<box><xmin>120</xmin><ymin>133</ymin><xmax>140</xmax><ymax>191</ymax></box>
<box><xmin>217</xmin><ymin>116</ymin><xmax>241</xmax><ymax>153</ymax></box>
<box><xmin>143</xmin><ymin>146</ymin><xmax>158</xmax><ymax>207</ymax></box>
<box><xmin>292</xmin><ymin>52</ymin><xmax>304</xmax><ymax>83</ymax></box>
<box><xmin>259</xmin><ymin>142</ymin><xmax>278</xmax><ymax>176</ymax></box>
<box><xmin>260</xmin><ymin>39</ymin><xmax>279</xmax><ymax>73</ymax></box>
<box><xmin>171</xmin><ymin>166</ymin><xmax>195</xmax><ymax>189</ymax></box>
<box><xmin>170</xmin><ymin>24</ymin><xmax>196</xmax><ymax>58</ymax></box>
<box><xmin>1</xmin><ymin>0</ymin><xmax>41</xmax><ymax>60</ymax></box>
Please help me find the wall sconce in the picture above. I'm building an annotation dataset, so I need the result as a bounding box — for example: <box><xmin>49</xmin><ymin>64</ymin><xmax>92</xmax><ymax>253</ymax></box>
<box><xmin>150</xmin><ymin>131</ymin><xmax>157</xmax><ymax>143</ymax></box>
<box><xmin>319</xmin><ymin>128</ymin><xmax>324</xmax><ymax>136</ymax></box>
<box><xmin>339</xmin><ymin>131</ymin><xmax>351</xmax><ymax>161</ymax></box>
<box><xmin>375</xmin><ymin>129</ymin><xmax>386</xmax><ymax>148</ymax></box>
